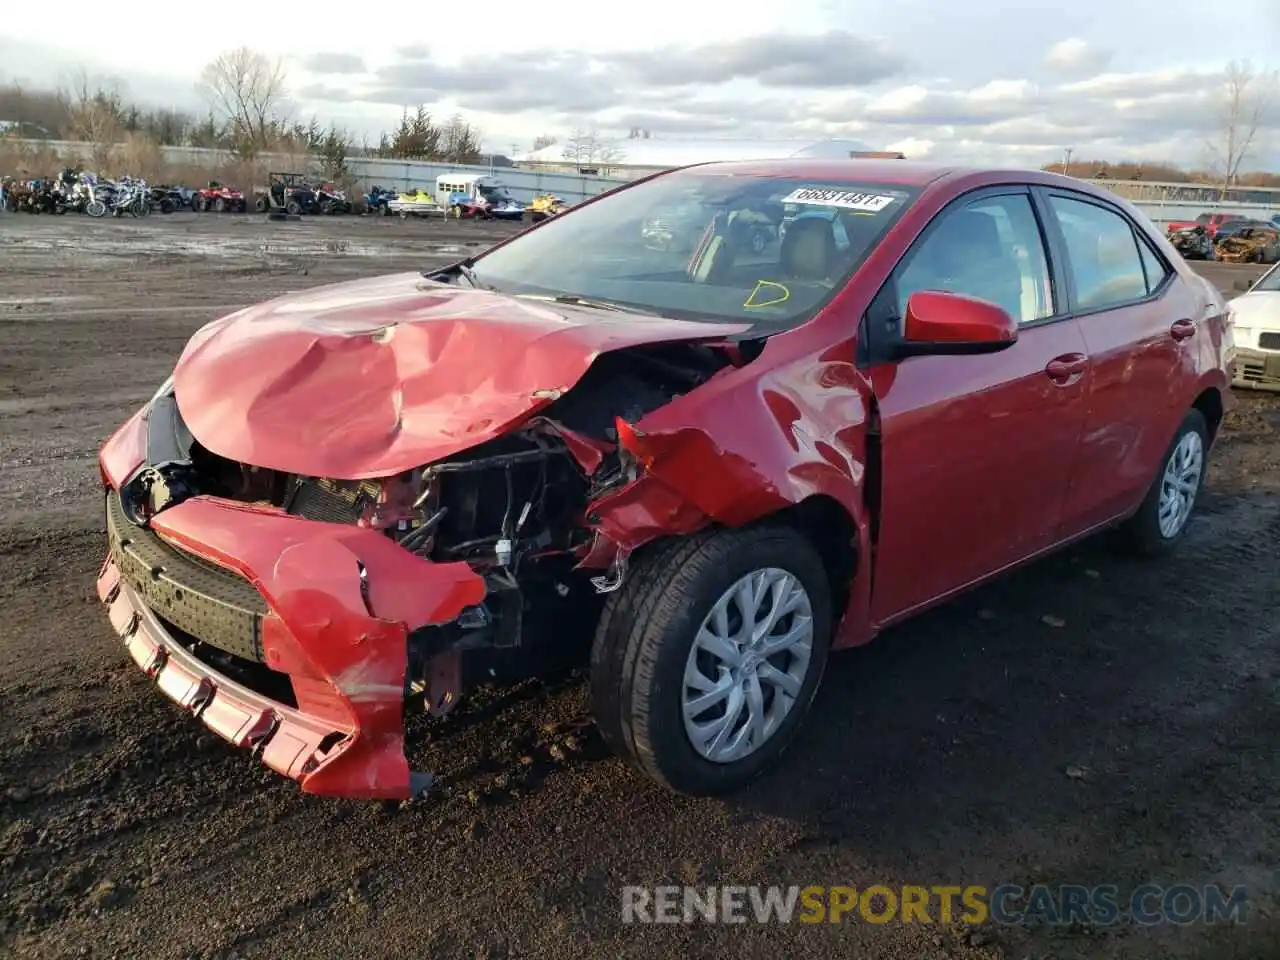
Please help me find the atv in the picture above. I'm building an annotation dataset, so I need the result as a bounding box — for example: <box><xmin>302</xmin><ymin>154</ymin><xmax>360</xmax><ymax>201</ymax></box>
<box><xmin>365</xmin><ymin>185</ymin><xmax>398</xmax><ymax>216</ymax></box>
<box><xmin>315</xmin><ymin>182</ymin><xmax>351</xmax><ymax>215</ymax></box>
<box><xmin>192</xmin><ymin>181</ymin><xmax>247</xmax><ymax>213</ymax></box>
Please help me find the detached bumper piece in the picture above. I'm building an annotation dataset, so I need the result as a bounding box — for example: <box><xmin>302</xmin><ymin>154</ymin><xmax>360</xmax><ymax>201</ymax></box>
<box><xmin>1232</xmin><ymin>348</ymin><xmax>1280</xmax><ymax>392</ymax></box>
<box><xmin>98</xmin><ymin>560</ymin><xmax>352</xmax><ymax>786</ymax></box>
<box><xmin>97</xmin><ymin>490</ymin><xmax>485</xmax><ymax>800</ymax></box>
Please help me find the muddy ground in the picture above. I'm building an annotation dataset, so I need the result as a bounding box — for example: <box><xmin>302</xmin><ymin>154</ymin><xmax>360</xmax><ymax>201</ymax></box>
<box><xmin>0</xmin><ymin>212</ymin><xmax>1277</xmax><ymax>960</ymax></box>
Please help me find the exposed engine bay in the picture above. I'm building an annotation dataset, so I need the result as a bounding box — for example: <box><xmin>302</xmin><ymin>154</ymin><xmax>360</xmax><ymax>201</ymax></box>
<box><xmin>118</xmin><ymin>340</ymin><xmax>740</xmax><ymax>709</ymax></box>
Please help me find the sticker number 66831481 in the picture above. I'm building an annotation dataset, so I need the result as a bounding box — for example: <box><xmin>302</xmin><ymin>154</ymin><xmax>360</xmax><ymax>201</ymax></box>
<box><xmin>780</xmin><ymin>189</ymin><xmax>896</xmax><ymax>213</ymax></box>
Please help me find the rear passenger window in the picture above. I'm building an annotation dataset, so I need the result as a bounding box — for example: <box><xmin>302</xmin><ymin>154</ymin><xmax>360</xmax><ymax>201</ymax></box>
<box><xmin>1048</xmin><ymin>195</ymin><xmax>1148</xmax><ymax>310</ymax></box>
<box><xmin>1137</xmin><ymin>237</ymin><xmax>1171</xmax><ymax>294</ymax></box>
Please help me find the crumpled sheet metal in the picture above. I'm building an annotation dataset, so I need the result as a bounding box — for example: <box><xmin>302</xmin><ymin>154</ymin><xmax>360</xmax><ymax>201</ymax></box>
<box><xmin>172</xmin><ymin>272</ymin><xmax>752</xmax><ymax>480</ymax></box>
<box><xmin>583</xmin><ymin>339</ymin><xmax>876</xmax><ymax>648</ymax></box>
<box><xmin>149</xmin><ymin>496</ymin><xmax>485</xmax><ymax>799</ymax></box>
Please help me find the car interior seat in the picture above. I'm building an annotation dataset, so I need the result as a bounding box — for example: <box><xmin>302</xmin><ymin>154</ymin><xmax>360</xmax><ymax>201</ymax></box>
<box><xmin>1086</xmin><ymin>228</ymin><xmax>1147</xmax><ymax>307</ymax></box>
<box><xmin>780</xmin><ymin>216</ymin><xmax>840</xmax><ymax>281</ymax></box>
<box><xmin>916</xmin><ymin>210</ymin><xmax>1024</xmax><ymax>320</ymax></box>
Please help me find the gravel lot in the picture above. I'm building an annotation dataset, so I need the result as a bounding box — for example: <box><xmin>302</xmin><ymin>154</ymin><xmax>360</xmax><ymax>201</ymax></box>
<box><xmin>1</xmin><ymin>212</ymin><xmax>1277</xmax><ymax>960</ymax></box>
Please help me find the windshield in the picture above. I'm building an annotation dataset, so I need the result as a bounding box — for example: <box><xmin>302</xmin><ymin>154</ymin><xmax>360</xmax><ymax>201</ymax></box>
<box><xmin>1252</xmin><ymin>263</ymin><xmax>1280</xmax><ymax>293</ymax></box>
<box><xmin>479</xmin><ymin>184</ymin><xmax>512</xmax><ymax>202</ymax></box>
<box><xmin>1195</xmin><ymin>214</ymin><xmax>1212</xmax><ymax>224</ymax></box>
<box><xmin>467</xmin><ymin>171</ymin><xmax>918</xmax><ymax>330</ymax></box>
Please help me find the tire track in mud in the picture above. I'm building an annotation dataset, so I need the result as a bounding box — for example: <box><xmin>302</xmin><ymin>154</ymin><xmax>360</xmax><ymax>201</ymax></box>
<box><xmin>1</xmin><ymin>217</ymin><xmax>1278</xmax><ymax>960</ymax></box>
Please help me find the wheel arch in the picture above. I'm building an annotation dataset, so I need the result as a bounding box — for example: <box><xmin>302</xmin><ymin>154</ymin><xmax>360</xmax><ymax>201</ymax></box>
<box><xmin>1191</xmin><ymin>385</ymin><xmax>1225</xmax><ymax>445</ymax></box>
<box><xmin>761</xmin><ymin>494</ymin><xmax>858</xmax><ymax>624</ymax></box>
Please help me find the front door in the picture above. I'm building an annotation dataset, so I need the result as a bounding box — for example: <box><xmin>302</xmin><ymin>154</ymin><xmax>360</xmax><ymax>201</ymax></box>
<box><xmin>864</xmin><ymin>188</ymin><xmax>1091</xmax><ymax>623</ymax></box>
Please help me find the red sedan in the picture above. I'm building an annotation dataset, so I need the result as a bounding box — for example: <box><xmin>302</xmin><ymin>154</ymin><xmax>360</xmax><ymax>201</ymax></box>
<box><xmin>96</xmin><ymin>160</ymin><xmax>1233</xmax><ymax>800</ymax></box>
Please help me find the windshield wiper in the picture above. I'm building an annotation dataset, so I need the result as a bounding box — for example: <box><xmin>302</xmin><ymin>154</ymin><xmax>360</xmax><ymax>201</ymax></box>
<box><xmin>455</xmin><ymin>263</ymin><xmax>484</xmax><ymax>288</ymax></box>
<box><xmin>518</xmin><ymin>293</ymin><xmax>662</xmax><ymax>316</ymax></box>
<box><xmin>423</xmin><ymin>260</ymin><xmax>489</xmax><ymax>289</ymax></box>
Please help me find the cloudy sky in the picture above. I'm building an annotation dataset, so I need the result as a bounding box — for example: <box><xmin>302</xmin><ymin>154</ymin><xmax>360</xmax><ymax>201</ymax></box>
<box><xmin>1</xmin><ymin>0</ymin><xmax>1278</xmax><ymax>169</ymax></box>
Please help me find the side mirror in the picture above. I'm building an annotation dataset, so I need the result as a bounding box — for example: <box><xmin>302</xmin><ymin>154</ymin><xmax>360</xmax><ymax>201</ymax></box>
<box><xmin>1233</xmin><ymin>278</ymin><xmax>1254</xmax><ymax>292</ymax></box>
<box><xmin>897</xmin><ymin>290</ymin><xmax>1019</xmax><ymax>357</ymax></box>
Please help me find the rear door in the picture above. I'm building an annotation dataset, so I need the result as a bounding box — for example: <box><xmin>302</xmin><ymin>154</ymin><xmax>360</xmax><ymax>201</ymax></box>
<box><xmin>1034</xmin><ymin>189</ymin><xmax>1202</xmax><ymax>533</ymax></box>
<box><xmin>862</xmin><ymin>187</ymin><xmax>1091</xmax><ymax>622</ymax></box>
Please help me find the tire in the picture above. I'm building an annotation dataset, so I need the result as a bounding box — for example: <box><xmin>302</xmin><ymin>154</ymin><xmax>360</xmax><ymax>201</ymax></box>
<box><xmin>590</xmin><ymin>525</ymin><xmax>832</xmax><ymax>796</ymax></box>
<box><xmin>85</xmin><ymin>200</ymin><xmax>106</xmax><ymax>218</ymax></box>
<box><xmin>751</xmin><ymin>229</ymin><xmax>767</xmax><ymax>254</ymax></box>
<box><xmin>285</xmin><ymin>200</ymin><xmax>301</xmax><ymax>215</ymax></box>
<box><xmin>1117</xmin><ymin>408</ymin><xmax>1209</xmax><ymax>556</ymax></box>
<box><xmin>214</xmin><ymin>197</ymin><xmax>226</xmax><ymax>213</ymax></box>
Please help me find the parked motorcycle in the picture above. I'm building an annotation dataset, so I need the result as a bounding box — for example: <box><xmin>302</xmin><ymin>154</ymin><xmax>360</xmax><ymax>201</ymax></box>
<box><xmin>110</xmin><ymin>177</ymin><xmax>152</xmax><ymax>218</ymax></box>
<box><xmin>68</xmin><ymin>173</ymin><xmax>115</xmax><ymax>218</ymax></box>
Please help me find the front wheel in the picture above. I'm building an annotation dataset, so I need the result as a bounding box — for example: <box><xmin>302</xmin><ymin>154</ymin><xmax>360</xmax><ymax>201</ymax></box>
<box><xmin>590</xmin><ymin>526</ymin><xmax>832</xmax><ymax>796</ymax></box>
<box><xmin>285</xmin><ymin>200</ymin><xmax>301</xmax><ymax>215</ymax></box>
<box><xmin>85</xmin><ymin>200</ymin><xmax>106</xmax><ymax>218</ymax></box>
<box><xmin>1117</xmin><ymin>408</ymin><xmax>1209</xmax><ymax>556</ymax></box>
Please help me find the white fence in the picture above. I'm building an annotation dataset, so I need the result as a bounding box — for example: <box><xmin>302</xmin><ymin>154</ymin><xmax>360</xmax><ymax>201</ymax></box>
<box><xmin>347</xmin><ymin>158</ymin><xmax>630</xmax><ymax>204</ymax></box>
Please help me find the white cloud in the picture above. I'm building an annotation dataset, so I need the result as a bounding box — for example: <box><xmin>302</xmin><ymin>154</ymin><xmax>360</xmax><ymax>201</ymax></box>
<box><xmin>0</xmin><ymin>0</ymin><xmax>1277</xmax><ymax>170</ymax></box>
<box><xmin>1044</xmin><ymin>38</ymin><xmax>1112</xmax><ymax>76</ymax></box>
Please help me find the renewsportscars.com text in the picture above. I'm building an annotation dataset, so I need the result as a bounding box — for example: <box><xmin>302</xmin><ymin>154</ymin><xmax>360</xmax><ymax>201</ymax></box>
<box><xmin>621</xmin><ymin>884</ymin><xmax>1250</xmax><ymax>926</ymax></box>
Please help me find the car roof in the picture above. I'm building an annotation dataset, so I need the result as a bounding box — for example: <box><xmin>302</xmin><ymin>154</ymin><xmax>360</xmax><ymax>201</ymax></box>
<box><xmin>670</xmin><ymin>159</ymin><xmax>957</xmax><ymax>187</ymax></box>
<box><xmin>664</xmin><ymin>159</ymin><xmax>1129</xmax><ymax>200</ymax></box>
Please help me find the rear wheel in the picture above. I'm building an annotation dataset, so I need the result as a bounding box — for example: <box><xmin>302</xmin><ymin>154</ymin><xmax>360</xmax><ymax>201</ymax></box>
<box><xmin>590</xmin><ymin>526</ymin><xmax>832</xmax><ymax>796</ymax></box>
<box><xmin>1117</xmin><ymin>408</ymin><xmax>1208</xmax><ymax>556</ymax></box>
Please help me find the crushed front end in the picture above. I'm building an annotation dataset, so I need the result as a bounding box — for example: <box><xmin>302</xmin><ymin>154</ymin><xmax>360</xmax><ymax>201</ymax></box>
<box><xmin>96</xmin><ymin>340</ymin><xmax>736</xmax><ymax>799</ymax></box>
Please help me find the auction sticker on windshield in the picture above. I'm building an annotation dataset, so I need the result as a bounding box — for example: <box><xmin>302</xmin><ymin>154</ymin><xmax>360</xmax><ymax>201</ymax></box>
<box><xmin>781</xmin><ymin>188</ymin><xmax>897</xmax><ymax>213</ymax></box>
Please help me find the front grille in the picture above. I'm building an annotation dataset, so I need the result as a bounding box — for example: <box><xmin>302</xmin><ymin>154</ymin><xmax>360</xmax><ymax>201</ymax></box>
<box><xmin>1236</xmin><ymin>359</ymin><xmax>1280</xmax><ymax>387</ymax></box>
<box><xmin>1258</xmin><ymin>332</ymin><xmax>1280</xmax><ymax>351</ymax></box>
<box><xmin>286</xmin><ymin>478</ymin><xmax>380</xmax><ymax>524</ymax></box>
<box><xmin>106</xmin><ymin>491</ymin><xmax>267</xmax><ymax>662</ymax></box>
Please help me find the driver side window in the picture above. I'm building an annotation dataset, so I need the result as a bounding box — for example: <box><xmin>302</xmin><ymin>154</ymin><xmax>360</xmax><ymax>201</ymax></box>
<box><xmin>896</xmin><ymin>193</ymin><xmax>1054</xmax><ymax>326</ymax></box>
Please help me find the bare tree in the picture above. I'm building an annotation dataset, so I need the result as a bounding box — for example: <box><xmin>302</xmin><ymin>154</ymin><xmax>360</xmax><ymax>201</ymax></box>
<box><xmin>531</xmin><ymin>133</ymin><xmax>558</xmax><ymax>151</ymax></box>
<box><xmin>1205</xmin><ymin>61</ymin><xmax>1277</xmax><ymax>196</ymax></box>
<box><xmin>65</xmin><ymin>71</ymin><xmax>125</xmax><ymax>171</ymax></box>
<box><xmin>561</xmin><ymin>126</ymin><xmax>625</xmax><ymax>170</ymax></box>
<box><xmin>198</xmin><ymin>47</ymin><xmax>288</xmax><ymax>159</ymax></box>
<box><xmin>439</xmin><ymin>113</ymin><xmax>482</xmax><ymax>164</ymax></box>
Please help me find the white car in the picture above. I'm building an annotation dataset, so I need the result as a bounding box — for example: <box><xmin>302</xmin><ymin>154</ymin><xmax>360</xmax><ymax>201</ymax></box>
<box><xmin>1229</xmin><ymin>262</ymin><xmax>1280</xmax><ymax>391</ymax></box>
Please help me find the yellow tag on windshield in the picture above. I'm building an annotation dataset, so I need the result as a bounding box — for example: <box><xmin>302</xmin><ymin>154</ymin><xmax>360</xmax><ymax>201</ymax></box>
<box><xmin>743</xmin><ymin>280</ymin><xmax>791</xmax><ymax>309</ymax></box>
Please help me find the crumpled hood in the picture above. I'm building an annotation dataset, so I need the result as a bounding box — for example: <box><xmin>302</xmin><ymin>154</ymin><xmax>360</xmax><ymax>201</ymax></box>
<box><xmin>173</xmin><ymin>272</ymin><xmax>749</xmax><ymax>479</ymax></box>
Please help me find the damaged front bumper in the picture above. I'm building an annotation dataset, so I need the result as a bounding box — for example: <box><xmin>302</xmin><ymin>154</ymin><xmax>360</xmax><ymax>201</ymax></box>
<box><xmin>97</xmin><ymin>482</ymin><xmax>485</xmax><ymax>800</ymax></box>
<box><xmin>1232</xmin><ymin>347</ymin><xmax>1280</xmax><ymax>392</ymax></box>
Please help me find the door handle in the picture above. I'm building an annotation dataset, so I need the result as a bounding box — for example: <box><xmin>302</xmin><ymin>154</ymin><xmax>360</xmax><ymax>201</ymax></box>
<box><xmin>1171</xmin><ymin>318</ymin><xmax>1197</xmax><ymax>341</ymax></box>
<box><xmin>1045</xmin><ymin>353</ymin><xmax>1088</xmax><ymax>384</ymax></box>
